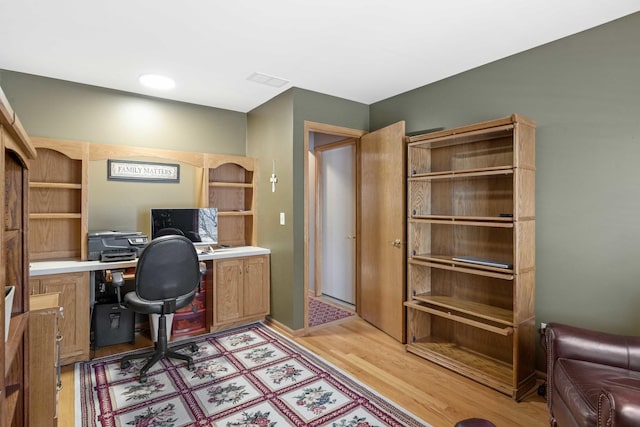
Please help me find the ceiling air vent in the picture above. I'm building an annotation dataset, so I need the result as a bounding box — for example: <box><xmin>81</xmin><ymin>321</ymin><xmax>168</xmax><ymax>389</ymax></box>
<box><xmin>247</xmin><ymin>72</ymin><xmax>289</xmax><ymax>88</ymax></box>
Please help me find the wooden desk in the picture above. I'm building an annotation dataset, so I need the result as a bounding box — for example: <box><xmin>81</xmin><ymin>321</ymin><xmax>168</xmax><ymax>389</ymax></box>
<box><xmin>29</xmin><ymin>247</ymin><xmax>271</xmax><ymax>364</ymax></box>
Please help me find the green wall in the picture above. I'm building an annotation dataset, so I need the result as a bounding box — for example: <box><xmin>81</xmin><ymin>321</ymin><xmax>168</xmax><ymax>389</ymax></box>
<box><xmin>371</xmin><ymin>12</ymin><xmax>640</xmax><ymax>335</ymax></box>
<box><xmin>247</xmin><ymin>90</ymin><xmax>295</xmax><ymax>327</ymax></box>
<box><xmin>0</xmin><ymin>70</ymin><xmax>247</xmax><ymax>233</ymax></box>
<box><xmin>247</xmin><ymin>88</ymin><xmax>369</xmax><ymax>329</ymax></box>
<box><xmin>0</xmin><ymin>71</ymin><xmax>246</xmax><ymax>153</ymax></box>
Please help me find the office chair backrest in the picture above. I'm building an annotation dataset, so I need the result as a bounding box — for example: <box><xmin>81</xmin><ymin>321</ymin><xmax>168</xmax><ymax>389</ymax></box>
<box><xmin>135</xmin><ymin>235</ymin><xmax>200</xmax><ymax>301</ymax></box>
<box><xmin>153</xmin><ymin>227</ymin><xmax>185</xmax><ymax>238</ymax></box>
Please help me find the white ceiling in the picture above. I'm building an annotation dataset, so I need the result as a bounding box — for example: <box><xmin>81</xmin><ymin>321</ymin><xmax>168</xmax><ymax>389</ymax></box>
<box><xmin>1</xmin><ymin>1</ymin><xmax>638</xmax><ymax>113</ymax></box>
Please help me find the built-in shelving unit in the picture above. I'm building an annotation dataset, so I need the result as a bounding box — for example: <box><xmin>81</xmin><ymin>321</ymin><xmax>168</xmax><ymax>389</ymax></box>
<box><xmin>405</xmin><ymin>114</ymin><xmax>536</xmax><ymax>400</ymax></box>
<box><xmin>29</xmin><ymin>138</ymin><xmax>89</xmax><ymax>261</ymax></box>
<box><xmin>28</xmin><ymin>141</ymin><xmax>259</xmax><ymax>258</ymax></box>
<box><xmin>204</xmin><ymin>154</ymin><xmax>257</xmax><ymax>246</ymax></box>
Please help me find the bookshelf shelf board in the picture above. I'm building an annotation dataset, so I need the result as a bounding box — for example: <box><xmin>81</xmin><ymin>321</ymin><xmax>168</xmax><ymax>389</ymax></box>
<box><xmin>217</xmin><ymin>210</ymin><xmax>254</xmax><ymax>217</ymax></box>
<box><xmin>405</xmin><ymin>301</ymin><xmax>513</xmax><ymax>336</ymax></box>
<box><xmin>410</xmin><ymin>255</ymin><xmax>515</xmax><ymax>276</ymax></box>
<box><xmin>409</xmin><ymin>217</ymin><xmax>514</xmax><ymax>227</ymax></box>
<box><xmin>411</xmin><ymin>293</ymin><xmax>514</xmax><ymax>325</ymax></box>
<box><xmin>29</xmin><ymin>213</ymin><xmax>83</xmax><ymax>219</ymax></box>
<box><xmin>409</xmin><ymin>166</ymin><xmax>514</xmax><ymax>180</ymax></box>
<box><xmin>29</xmin><ymin>182</ymin><xmax>82</xmax><ymax>189</ymax></box>
<box><xmin>209</xmin><ymin>182</ymin><xmax>253</xmax><ymax>188</ymax></box>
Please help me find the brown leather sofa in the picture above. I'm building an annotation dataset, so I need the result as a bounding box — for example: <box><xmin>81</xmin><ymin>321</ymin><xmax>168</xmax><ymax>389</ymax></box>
<box><xmin>545</xmin><ymin>322</ymin><xmax>640</xmax><ymax>427</ymax></box>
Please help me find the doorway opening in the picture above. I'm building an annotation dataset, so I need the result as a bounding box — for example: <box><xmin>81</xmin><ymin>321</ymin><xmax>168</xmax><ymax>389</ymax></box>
<box><xmin>303</xmin><ymin>122</ymin><xmax>366</xmax><ymax>331</ymax></box>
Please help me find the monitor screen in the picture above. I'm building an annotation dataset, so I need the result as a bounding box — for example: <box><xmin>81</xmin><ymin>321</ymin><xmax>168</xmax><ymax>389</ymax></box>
<box><xmin>150</xmin><ymin>208</ymin><xmax>218</xmax><ymax>244</ymax></box>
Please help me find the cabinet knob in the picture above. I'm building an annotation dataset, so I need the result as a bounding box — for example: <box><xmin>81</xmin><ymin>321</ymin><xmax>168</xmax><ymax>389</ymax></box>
<box><xmin>392</xmin><ymin>239</ymin><xmax>402</xmax><ymax>248</ymax></box>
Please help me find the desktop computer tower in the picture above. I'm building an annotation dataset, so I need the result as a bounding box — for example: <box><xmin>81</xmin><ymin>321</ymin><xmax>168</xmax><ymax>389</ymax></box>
<box><xmin>93</xmin><ymin>302</ymin><xmax>135</xmax><ymax>348</ymax></box>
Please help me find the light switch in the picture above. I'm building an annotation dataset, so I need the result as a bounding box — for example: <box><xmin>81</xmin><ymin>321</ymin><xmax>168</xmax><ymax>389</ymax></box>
<box><xmin>280</xmin><ymin>212</ymin><xmax>285</xmax><ymax>225</ymax></box>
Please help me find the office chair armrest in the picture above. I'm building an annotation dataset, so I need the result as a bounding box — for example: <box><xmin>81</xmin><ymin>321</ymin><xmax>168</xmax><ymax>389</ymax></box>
<box><xmin>198</xmin><ymin>262</ymin><xmax>207</xmax><ymax>292</ymax></box>
<box><xmin>110</xmin><ymin>271</ymin><xmax>125</xmax><ymax>287</ymax></box>
<box><xmin>107</xmin><ymin>270</ymin><xmax>126</xmax><ymax>308</ymax></box>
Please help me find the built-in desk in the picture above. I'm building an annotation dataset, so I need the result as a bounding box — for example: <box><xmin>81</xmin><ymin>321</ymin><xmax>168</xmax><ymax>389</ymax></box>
<box><xmin>30</xmin><ymin>246</ymin><xmax>271</xmax><ymax>276</ymax></box>
<box><xmin>29</xmin><ymin>246</ymin><xmax>271</xmax><ymax>365</ymax></box>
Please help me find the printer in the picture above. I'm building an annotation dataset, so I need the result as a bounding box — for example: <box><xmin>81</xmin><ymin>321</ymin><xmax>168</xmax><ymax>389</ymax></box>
<box><xmin>88</xmin><ymin>231</ymin><xmax>148</xmax><ymax>262</ymax></box>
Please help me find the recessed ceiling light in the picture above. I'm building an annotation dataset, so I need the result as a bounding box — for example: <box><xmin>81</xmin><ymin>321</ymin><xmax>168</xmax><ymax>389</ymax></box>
<box><xmin>139</xmin><ymin>74</ymin><xmax>176</xmax><ymax>90</ymax></box>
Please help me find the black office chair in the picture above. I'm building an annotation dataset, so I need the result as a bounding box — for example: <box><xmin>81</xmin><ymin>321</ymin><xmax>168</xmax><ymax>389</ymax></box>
<box><xmin>118</xmin><ymin>234</ymin><xmax>202</xmax><ymax>382</ymax></box>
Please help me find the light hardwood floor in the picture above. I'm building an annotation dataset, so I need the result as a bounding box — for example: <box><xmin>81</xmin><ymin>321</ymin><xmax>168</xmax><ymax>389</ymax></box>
<box><xmin>59</xmin><ymin>318</ymin><xmax>549</xmax><ymax>426</ymax></box>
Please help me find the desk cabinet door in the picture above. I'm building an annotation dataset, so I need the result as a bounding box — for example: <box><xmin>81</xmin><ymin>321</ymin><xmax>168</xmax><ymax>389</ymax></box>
<box><xmin>243</xmin><ymin>256</ymin><xmax>269</xmax><ymax>317</ymax></box>
<box><xmin>212</xmin><ymin>255</ymin><xmax>271</xmax><ymax>330</ymax></box>
<box><xmin>32</xmin><ymin>272</ymin><xmax>90</xmax><ymax>364</ymax></box>
<box><xmin>214</xmin><ymin>259</ymin><xmax>243</xmax><ymax>324</ymax></box>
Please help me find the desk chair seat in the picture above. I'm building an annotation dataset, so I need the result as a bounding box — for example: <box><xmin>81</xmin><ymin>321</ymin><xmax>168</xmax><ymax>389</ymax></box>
<box><xmin>119</xmin><ymin>234</ymin><xmax>202</xmax><ymax>383</ymax></box>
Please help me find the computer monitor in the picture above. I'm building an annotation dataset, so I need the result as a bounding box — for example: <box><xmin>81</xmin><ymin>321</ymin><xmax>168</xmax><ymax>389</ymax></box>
<box><xmin>150</xmin><ymin>208</ymin><xmax>218</xmax><ymax>244</ymax></box>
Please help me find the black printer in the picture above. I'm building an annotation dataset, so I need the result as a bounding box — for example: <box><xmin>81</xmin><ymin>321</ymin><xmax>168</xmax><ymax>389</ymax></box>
<box><xmin>88</xmin><ymin>231</ymin><xmax>148</xmax><ymax>262</ymax></box>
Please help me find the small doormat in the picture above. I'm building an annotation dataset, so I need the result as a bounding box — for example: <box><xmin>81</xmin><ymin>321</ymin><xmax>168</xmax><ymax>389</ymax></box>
<box><xmin>75</xmin><ymin>322</ymin><xmax>429</xmax><ymax>426</ymax></box>
<box><xmin>309</xmin><ymin>297</ymin><xmax>355</xmax><ymax>327</ymax></box>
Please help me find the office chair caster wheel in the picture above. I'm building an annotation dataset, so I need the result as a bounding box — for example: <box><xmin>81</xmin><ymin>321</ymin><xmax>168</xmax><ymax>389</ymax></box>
<box><xmin>139</xmin><ymin>373</ymin><xmax>148</xmax><ymax>383</ymax></box>
<box><xmin>187</xmin><ymin>360</ymin><xmax>195</xmax><ymax>371</ymax></box>
<box><xmin>121</xmin><ymin>360</ymin><xmax>131</xmax><ymax>369</ymax></box>
<box><xmin>189</xmin><ymin>343</ymin><xmax>198</xmax><ymax>353</ymax></box>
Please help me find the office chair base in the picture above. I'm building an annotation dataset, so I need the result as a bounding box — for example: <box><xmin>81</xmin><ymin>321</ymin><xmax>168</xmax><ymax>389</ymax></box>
<box><xmin>121</xmin><ymin>342</ymin><xmax>199</xmax><ymax>383</ymax></box>
<box><xmin>120</xmin><ymin>314</ymin><xmax>199</xmax><ymax>383</ymax></box>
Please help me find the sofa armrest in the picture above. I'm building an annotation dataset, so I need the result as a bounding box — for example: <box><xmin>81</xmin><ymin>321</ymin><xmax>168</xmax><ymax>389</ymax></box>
<box><xmin>599</xmin><ymin>385</ymin><xmax>640</xmax><ymax>427</ymax></box>
<box><xmin>545</xmin><ymin>323</ymin><xmax>640</xmax><ymax>415</ymax></box>
<box><xmin>546</xmin><ymin>323</ymin><xmax>640</xmax><ymax>371</ymax></box>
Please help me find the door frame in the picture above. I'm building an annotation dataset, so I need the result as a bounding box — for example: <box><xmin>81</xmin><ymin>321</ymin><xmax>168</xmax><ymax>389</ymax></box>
<box><xmin>303</xmin><ymin>121</ymin><xmax>366</xmax><ymax>332</ymax></box>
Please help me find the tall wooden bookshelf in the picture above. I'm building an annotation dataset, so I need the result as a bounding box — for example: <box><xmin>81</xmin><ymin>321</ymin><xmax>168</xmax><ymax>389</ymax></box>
<box><xmin>404</xmin><ymin>114</ymin><xmax>536</xmax><ymax>400</ymax></box>
<box><xmin>1</xmin><ymin>87</ymin><xmax>36</xmax><ymax>426</ymax></box>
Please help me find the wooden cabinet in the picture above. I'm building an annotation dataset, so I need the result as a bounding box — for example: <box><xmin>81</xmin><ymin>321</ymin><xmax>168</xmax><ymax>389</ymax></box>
<box><xmin>203</xmin><ymin>155</ymin><xmax>257</xmax><ymax>246</ymax></box>
<box><xmin>1</xmin><ymin>87</ymin><xmax>36</xmax><ymax>427</ymax></box>
<box><xmin>404</xmin><ymin>114</ymin><xmax>536</xmax><ymax>400</ymax></box>
<box><xmin>30</xmin><ymin>272</ymin><xmax>90</xmax><ymax>365</ymax></box>
<box><xmin>29</xmin><ymin>138</ymin><xmax>89</xmax><ymax>261</ymax></box>
<box><xmin>211</xmin><ymin>255</ymin><xmax>270</xmax><ymax>330</ymax></box>
<box><xmin>29</xmin><ymin>293</ymin><xmax>61</xmax><ymax>427</ymax></box>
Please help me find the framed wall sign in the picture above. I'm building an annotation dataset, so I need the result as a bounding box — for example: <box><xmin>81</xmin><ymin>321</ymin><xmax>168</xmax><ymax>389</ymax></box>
<box><xmin>107</xmin><ymin>159</ymin><xmax>180</xmax><ymax>183</ymax></box>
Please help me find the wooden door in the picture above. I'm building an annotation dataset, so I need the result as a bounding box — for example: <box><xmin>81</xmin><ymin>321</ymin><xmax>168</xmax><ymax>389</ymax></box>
<box><xmin>359</xmin><ymin>121</ymin><xmax>406</xmax><ymax>342</ymax></box>
<box><xmin>40</xmin><ymin>272</ymin><xmax>90</xmax><ymax>364</ymax></box>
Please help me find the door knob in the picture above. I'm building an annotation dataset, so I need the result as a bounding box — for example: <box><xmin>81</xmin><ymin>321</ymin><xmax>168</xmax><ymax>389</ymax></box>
<box><xmin>392</xmin><ymin>239</ymin><xmax>402</xmax><ymax>247</ymax></box>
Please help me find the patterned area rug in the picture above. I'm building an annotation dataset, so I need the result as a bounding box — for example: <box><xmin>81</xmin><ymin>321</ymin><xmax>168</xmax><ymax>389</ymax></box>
<box><xmin>75</xmin><ymin>322</ymin><xmax>429</xmax><ymax>427</ymax></box>
<box><xmin>308</xmin><ymin>297</ymin><xmax>355</xmax><ymax>327</ymax></box>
